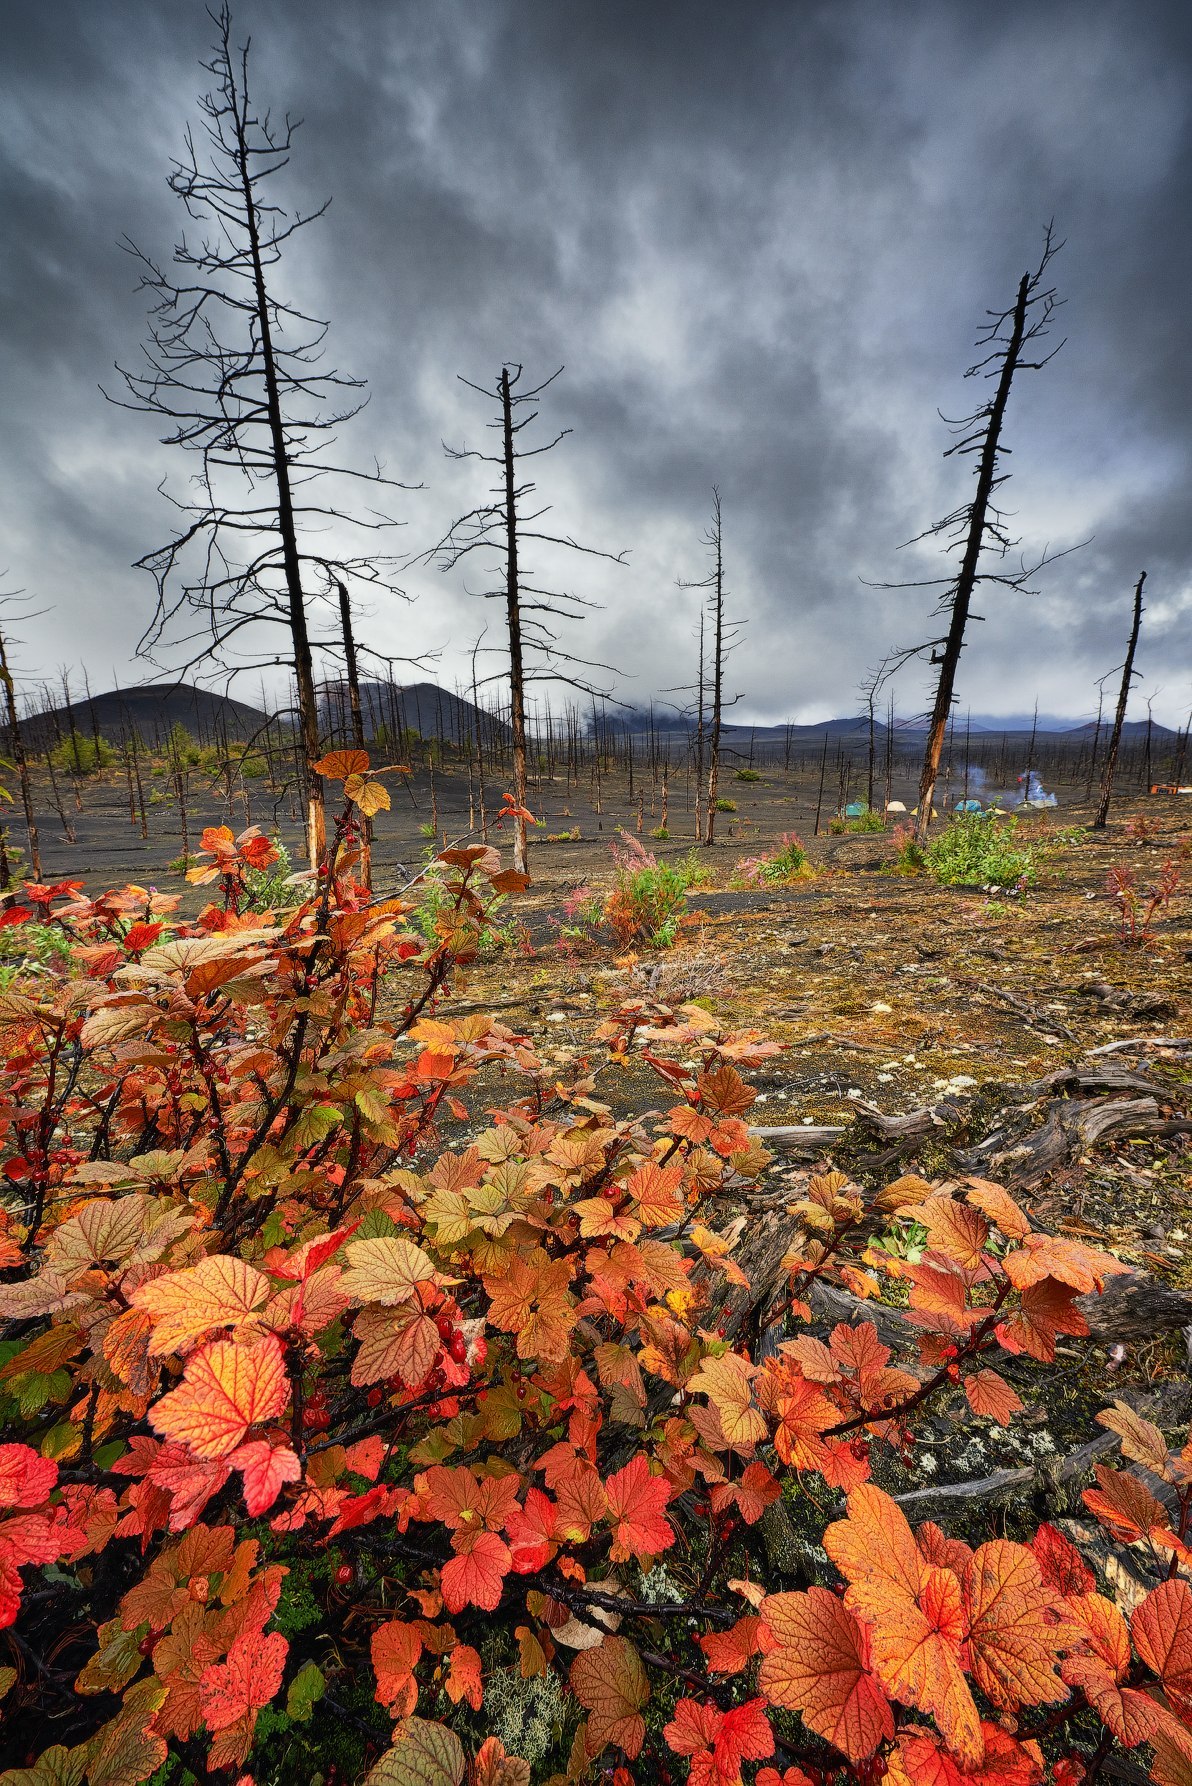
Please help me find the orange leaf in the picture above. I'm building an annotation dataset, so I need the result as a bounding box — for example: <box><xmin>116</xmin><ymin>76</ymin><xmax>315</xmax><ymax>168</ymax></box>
<box><xmin>1132</xmin><ymin>1578</ymin><xmax>1192</xmax><ymax>1721</ymax></box>
<box><xmin>1083</xmin><ymin>1464</ymin><xmax>1170</xmax><ymax>1544</ymax></box>
<box><xmin>688</xmin><ymin>1352</ymin><xmax>767</xmax><ymax>1448</ymax></box>
<box><xmin>885</xmin><ymin>1722</ymin><xmax>1044</xmax><ymax>1786</ymax></box>
<box><xmin>709</xmin><ymin>1461</ymin><xmax>781</xmax><ymax>1526</ymax></box>
<box><xmin>920</xmin><ymin>1197</ymin><xmax>990</xmax><ymax>1271</ymax></box>
<box><xmin>964</xmin><ymin>1540</ymin><xmax>1068</xmax><ymax>1712</ymax></box>
<box><xmin>484</xmin><ymin>1248</ymin><xmax>575</xmax><ymax>1362</ymax></box>
<box><xmin>996</xmin><ymin>1278</ymin><xmax>1089</xmax><ymax>1362</ymax></box>
<box><xmin>964</xmin><ymin>1369</ymin><xmax>1024</xmax><ymax>1425</ymax></box>
<box><xmin>1096</xmin><ymin>1400</ymin><xmax>1172</xmax><ymax>1478</ymax></box>
<box><xmin>199</xmin><ymin>1628</ymin><xmax>287</xmax><ymax>1732</ymax></box>
<box><xmin>824</xmin><ymin>1484</ymin><xmax>982</xmax><ymax>1765</ymax></box>
<box><xmin>371</xmin><ymin>1618</ymin><xmax>423</xmax><ymax>1715</ymax></box>
<box><xmin>444</xmin><ymin>1641</ymin><xmax>482</xmax><ymax>1710</ymax></box>
<box><xmin>229</xmin><ymin>1440</ymin><xmax>301</xmax><ymax>1517</ymax></box>
<box><xmin>604</xmin><ymin>1455</ymin><xmax>675</xmax><ymax>1562</ymax></box>
<box><xmin>134</xmin><ymin>1256</ymin><xmax>270</xmax><ymax>1357</ymax></box>
<box><xmin>1027</xmin><ymin>1523</ymin><xmax>1093</xmax><ymax>1599</ymax></box>
<box><xmin>312</xmin><ymin>749</ymin><xmax>370</xmax><ymax>779</ymax></box>
<box><xmin>964</xmin><ymin>1178</ymin><xmax>1031</xmax><ymax>1242</ymax></box>
<box><xmin>150</xmin><ymin>1335</ymin><xmax>289</xmax><ymax>1461</ymax></box>
<box><xmin>758</xmin><ymin>1586</ymin><xmax>893</xmax><ymax>1762</ymax></box>
<box><xmin>440</xmin><ymin>1527</ymin><xmax>511</xmax><ymax>1613</ymax></box>
<box><xmin>698</xmin><ymin>1613</ymin><xmax>770</xmax><ymax>1676</ymax></box>
<box><xmin>570</xmin><ymin>1635</ymin><xmax>649</xmax><ymax>1760</ymax></box>
<box><xmin>339</xmin><ymin>1235</ymin><xmax>439</xmax><ymax>1306</ymax></box>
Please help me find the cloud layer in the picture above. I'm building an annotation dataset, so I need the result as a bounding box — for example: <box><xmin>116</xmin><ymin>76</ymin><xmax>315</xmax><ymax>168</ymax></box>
<box><xmin>2</xmin><ymin>0</ymin><xmax>1190</xmax><ymax>724</ymax></box>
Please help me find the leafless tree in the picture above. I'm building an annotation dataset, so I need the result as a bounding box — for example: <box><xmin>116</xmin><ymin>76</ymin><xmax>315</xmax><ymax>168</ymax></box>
<box><xmin>874</xmin><ymin>229</ymin><xmax>1073</xmax><ymax>845</ymax></box>
<box><xmin>107</xmin><ymin>6</ymin><xmax>409</xmax><ymax>867</ymax></box>
<box><xmin>1093</xmin><ymin>572</ymin><xmax>1146</xmax><ymax>829</ymax></box>
<box><xmin>679</xmin><ymin>490</ymin><xmax>742</xmax><ymax>844</ymax></box>
<box><xmin>428</xmin><ymin>365</ymin><xmax>626</xmax><ymax>875</ymax></box>
<box><xmin>0</xmin><ymin>591</ymin><xmax>42</xmax><ymax>881</ymax></box>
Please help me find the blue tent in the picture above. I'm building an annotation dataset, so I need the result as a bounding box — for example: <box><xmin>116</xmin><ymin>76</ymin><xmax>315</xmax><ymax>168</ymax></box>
<box><xmin>955</xmin><ymin>799</ymin><xmax>985</xmax><ymax>814</ymax></box>
<box><xmin>844</xmin><ymin>801</ymin><xmax>868</xmax><ymax>818</ymax></box>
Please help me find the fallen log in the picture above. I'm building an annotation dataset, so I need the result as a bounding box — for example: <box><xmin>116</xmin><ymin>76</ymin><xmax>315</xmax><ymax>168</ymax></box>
<box><xmin>806</xmin><ymin>1265</ymin><xmax>1192</xmax><ymax>1349</ymax></box>
<box><xmin>891</xmin><ymin>1431</ymin><xmax>1117</xmax><ymax>1524</ymax></box>
<box><xmin>751</xmin><ymin>1124</ymin><xmax>847</xmax><ymax>1151</ymax></box>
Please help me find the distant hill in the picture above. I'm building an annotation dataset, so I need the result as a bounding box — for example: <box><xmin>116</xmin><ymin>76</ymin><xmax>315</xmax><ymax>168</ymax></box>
<box><xmin>20</xmin><ymin>683</ymin><xmax>273</xmax><ymax>751</ymax></box>
<box><xmin>319</xmin><ymin>679</ymin><xmax>509</xmax><ymax>745</ymax></box>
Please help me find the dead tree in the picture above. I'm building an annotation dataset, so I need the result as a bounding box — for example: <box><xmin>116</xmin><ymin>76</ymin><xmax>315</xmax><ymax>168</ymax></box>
<box><xmin>0</xmin><ymin>605</ymin><xmax>40</xmax><ymax>881</ymax></box>
<box><xmin>1093</xmin><ymin>572</ymin><xmax>1146</xmax><ymax>829</ymax></box>
<box><xmin>429</xmin><ymin>365</ymin><xmax>625</xmax><ymax>876</ymax></box>
<box><xmin>877</xmin><ymin>230</ymin><xmax>1069</xmax><ymax>845</ymax></box>
<box><xmin>108</xmin><ymin>6</ymin><xmax>407</xmax><ymax>868</ymax></box>
<box><xmin>679</xmin><ymin>490</ymin><xmax>742</xmax><ymax>844</ymax></box>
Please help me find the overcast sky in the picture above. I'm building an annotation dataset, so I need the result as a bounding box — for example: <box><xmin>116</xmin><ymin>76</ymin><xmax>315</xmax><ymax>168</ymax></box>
<box><xmin>2</xmin><ymin>0</ymin><xmax>1191</xmax><ymax>727</ymax></box>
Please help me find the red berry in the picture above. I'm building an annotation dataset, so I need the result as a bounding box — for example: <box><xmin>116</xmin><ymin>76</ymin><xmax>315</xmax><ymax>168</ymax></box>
<box><xmin>448</xmin><ymin>1333</ymin><xmax>467</xmax><ymax>1364</ymax></box>
<box><xmin>334</xmin><ymin>1563</ymin><xmax>354</xmax><ymax>1587</ymax></box>
<box><xmin>138</xmin><ymin>1633</ymin><xmax>158</xmax><ymax>1657</ymax></box>
<box><xmin>515</xmin><ymin>1385</ymin><xmax>527</xmax><ymax>1402</ymax></box>
<box><xmin>435</xmin><ymin>1313</ymin><xmax>454</xmax><ymax>1341</ymax></box>
<box><xmin>367</xmin><ymin>1388</ymin><xmax>383</xmax><ymax>1407</ymax></box>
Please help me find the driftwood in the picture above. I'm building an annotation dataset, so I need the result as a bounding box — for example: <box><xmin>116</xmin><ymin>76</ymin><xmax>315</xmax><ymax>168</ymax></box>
<box><xmin>963</xmin><ymin>1095</ymin><xmax>1192</xmax><ymax>1188</ymax></box>
<box><xmin>806</xmin><ymin>1265</ymin><xmax>1192</xmax><ymax>1349</ymax></box>
<box><xmin>891</xmin><ymin>1431</ymin><xmax>1118</xmax><ymax>1525</ymax></box>
<box><xmin>1087</xmin><ymin>1036</ymin><xmax>1192</xmax><ymax>1056</ymax></box>
<box><xmin>751</xmin><ymin>1124</ymin><xmax>847</xmax><ymax>1152</ymax></box>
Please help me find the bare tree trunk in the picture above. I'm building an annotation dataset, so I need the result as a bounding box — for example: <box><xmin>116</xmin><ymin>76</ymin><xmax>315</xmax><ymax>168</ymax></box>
<box><xmin>694</xmin><ymin>609</ymin><xmax>706</xmax><ymax>843</ymax></box>
<box><xmin>335</xmin><ymin>578</ymin><xmax>371</xmax><ymax>886</ymax></box>
<box><xmin>0</xmin><ymin>629</ymin><xmax>40</xmax><ymax>880</ymax></box>
<box><xmin>499</xmin><ymin>367</ymin><xmax>530</xmax><ymax>876</ymax></box>
<box><xmin>705</xmin><ymin>493</ymin><xmax>725</xmax><ymax>845</ymax></box>
<box><xmin>915</xmin><ymin>263</ymin><xmax>1039</xmax><ymax>846</ymax></box>
<box><xmin>1093</xmin><ymin>572</ymin><xmax>1146</xmax><ymax>829</ymax></box>
<box><xmin>232</xmin><ymin>101</ymin><xmax>325</xmax><ymax>868</ymax></box>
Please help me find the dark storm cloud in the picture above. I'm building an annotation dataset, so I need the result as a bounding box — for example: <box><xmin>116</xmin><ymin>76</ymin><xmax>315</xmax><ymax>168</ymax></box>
<box><xmin>1</xmin><ymin>0</ymin><xmax>1190</xmax><ymax>724</ymax></box>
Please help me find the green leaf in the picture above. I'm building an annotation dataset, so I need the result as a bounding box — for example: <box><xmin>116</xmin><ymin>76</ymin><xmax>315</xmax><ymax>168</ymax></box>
<box><xmin>76</xmin><ymin>1620</ymin><xmax>144</xmax><ymax>1696</ymax></box>
<box><xmin>92</xmin><ymin>1440</ymin><xmax>126</xmax><ymax>1471</ymax></box>
<box><xmin>285</xmin><ymin>1660</ymin><xmax>326</xmax><ymax>1723</ymax></box>
<box><xmin>0</xmin><ymin>1744</ymin><xmax>88</xmax><ymax>1786</ymax></box>
<box><xmin>288</xmin><ymin>1102</ymin><xmax>343</xmax><ymax>1154</ymax></box>
<box><xmin>353</xmin><ymin>1208</ymin><xmax>400</xmax><ymax>1241</ymax></box>
<box><xmin>364</xmin><ymin>1720</ymin><xmax>465</xmax><ymax>1786</ymax></box>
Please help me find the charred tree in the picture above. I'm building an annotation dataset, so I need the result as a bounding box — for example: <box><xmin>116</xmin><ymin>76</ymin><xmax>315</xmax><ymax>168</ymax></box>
<box><xmin>0</xmin><ymin>618</ymin><xmax>40</xmax><ymax>881</ymax></box>
<box><xmin>1093</xmin><ymin>572</ymin><xmax>1146</xmax><ymax>830</ymax></box>
<box><xmin>108</xmin><ymin>6</ymin><xmax>407</xmax><ymax>868</ymax></box>
<box><xmin>679</xmin><ymin>490</ymin><xmax>742</xmax><ymax>845</ymax></box>
<box><xmin>877</xmin><ymin>231</ymin><xmax>1068</xmax><ymax>846</ymax></box>
<box><xmin>430</xmin><ymin>365</ymin><xmax>625</xmax><ymax>877</ymax></box>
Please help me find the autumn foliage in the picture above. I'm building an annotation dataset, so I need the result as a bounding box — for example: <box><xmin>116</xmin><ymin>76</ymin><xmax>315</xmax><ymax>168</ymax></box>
<box><xmin>0</xmin><ymin>756</ymin><xmax>1188</xmax><ymax>1786</ymax></box>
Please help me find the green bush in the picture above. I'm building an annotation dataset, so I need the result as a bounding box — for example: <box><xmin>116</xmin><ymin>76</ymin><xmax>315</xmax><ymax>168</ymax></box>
<box><xmin>714</xmin><ymin>797</ymin><xmax>737</xmax><ymax>813</ymax></box>
<box><xmin>734</xmin><ymin>767</ymin><xmax>762</xmax><ymax>782</ymax></box>
<box><xmin>242</xmin><ymin>838</ymin><xmax>298</xmax><ymax>911</ymax></box>
<box><xmin>925</xmin><ymin>813</ymin><xmax>1035</xmax><ymax>887</ymax></box>
<box><xmin>734</xmin><ymin>832</ymin><xmax>809</xmax><ymax>887</ymax></box>
<box><xmin>648</xmin><ymin>825</ymin><xmax>670</xmax><ymax>841</ymax></box>
<box><xmin>50</xmin><ymin>734</ymin><xmax>115</xmax><ymax>775</ymax></box>
<box><xmin>603</xmin><ymin>836</ymin><xmax>708</xmax><ymax>949</ymax></box>
<box><xmin>0</xmin><ymin>917</ymin><xmax>73</xmax><ymax>987</ymax></box>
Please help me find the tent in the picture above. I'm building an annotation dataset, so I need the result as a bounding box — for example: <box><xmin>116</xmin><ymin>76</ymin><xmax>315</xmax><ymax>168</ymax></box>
<box><xmin>955</xmin><ymin>799</ymin><xmax>985</xmax><ymax>814</ymax></box>
<box><xmin>885</xmin><ymin>800</ymin><xmax>907</xmax><ymax>814</ymax></box>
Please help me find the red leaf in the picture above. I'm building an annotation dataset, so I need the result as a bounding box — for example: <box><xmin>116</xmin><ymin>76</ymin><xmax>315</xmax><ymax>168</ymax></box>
<box><xmin>229</xmin><ymin>1441</ymin><xmax>301</xmax><ymax>1517</ymax></box>
<box><xmin>199</xmin><ymin>1628</ymin><xmax>288</xmax><ymax>1732</ymax></box>
<box><xmin>440</xmin><ymin>1528</ymin><xmax>511</xmax><ymax>1613</ymax></box>
<box><xmin>604</xmin><ymin>1455</ymin><xmax>675</xmax><ymax>1562</ymax></box>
